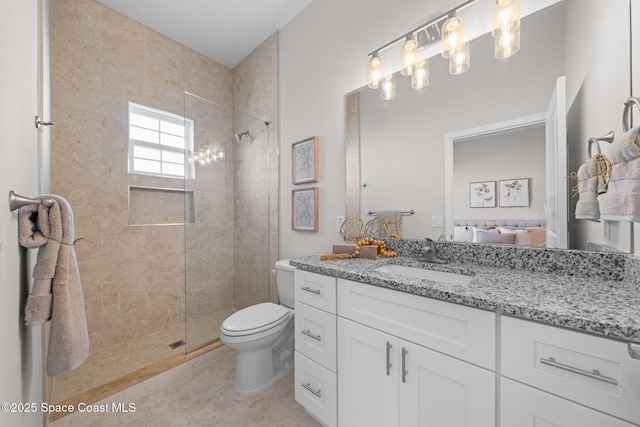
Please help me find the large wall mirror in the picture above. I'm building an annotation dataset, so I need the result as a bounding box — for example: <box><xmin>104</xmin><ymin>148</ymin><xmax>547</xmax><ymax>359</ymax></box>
<box><xmin>345</xmin><ymin>0</ymin><xmax>635</xmax><ymax>252</ymax></box>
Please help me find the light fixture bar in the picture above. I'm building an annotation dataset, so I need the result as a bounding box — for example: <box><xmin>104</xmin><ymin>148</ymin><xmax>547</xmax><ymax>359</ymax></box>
<box><xmin>367</xmin><ymin>0</ymin><xmax>478</xmax><ymax>57</ymax></box>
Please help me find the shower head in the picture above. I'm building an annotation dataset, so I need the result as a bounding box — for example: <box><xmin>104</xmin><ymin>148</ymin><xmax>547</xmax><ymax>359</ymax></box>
<box><xmin>234</xmin><ymin>131</ymin><xmax>250</xmax><ymax>143</ymax></box>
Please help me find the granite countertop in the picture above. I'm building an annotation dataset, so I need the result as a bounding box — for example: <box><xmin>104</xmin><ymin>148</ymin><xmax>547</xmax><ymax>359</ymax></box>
<box><xmin>290</xmin><ymin>249</ymin><xmax>640</xmax><ymax>344</ymax></box>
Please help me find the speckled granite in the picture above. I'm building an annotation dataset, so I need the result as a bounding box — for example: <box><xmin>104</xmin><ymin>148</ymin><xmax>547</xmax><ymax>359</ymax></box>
<box><xmin>291</xmin><ymin>240</ymin><xmax>640</xmax><ymax>344</ymax></box>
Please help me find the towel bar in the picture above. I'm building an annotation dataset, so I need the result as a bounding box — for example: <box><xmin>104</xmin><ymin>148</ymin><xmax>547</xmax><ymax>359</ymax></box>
<box><xmin>622</xmin><ymin>97</ymin><xmax>640</xmax><ymax>132</ymax></box>
<box><xmin>9</xmin><ymin>191</ymin><xmax>54</xmax><ymax>212</ymax></box>
<box><xmin>587</xmin><ymin>131</ymin><xmax>614</xmax><ymax>158</ymax></box>
<box><xmin>368</xmin><ymin>210</ymin><xmax>415</xmax><ymax>216</ymax></box>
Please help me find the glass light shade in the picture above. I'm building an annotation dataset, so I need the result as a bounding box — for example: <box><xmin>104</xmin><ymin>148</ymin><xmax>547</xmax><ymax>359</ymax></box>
<box><xmin>400</xmin><ymin>36</ymin><xmax>419</xmax><ymax>76</ymax></box>
<box><xmin>380</xmin><ymin>75</ymin><xmax>396</xmax><ymax>100</ymax></box>
<box><xmin>449</xmin><ymin>43</ymin><xmax>470</xmax><ymax>75</ymax></box>
<box><xmin>494</xmin><ymin>28</ymin><xmax>520</xmax><ymax>59</ymax></box>
<box><xmin>441</xmin><ymin>17</ymin><xmax>464</xmax><ymax>58</ymax></box>
<box><xmin>367</xmin><ymin>54</ymin><xmax>383</xmax><ymax>89</ymax></box>
<box><xmin>411</xmin><ymin>60</ymin><xmax>429</xmax><ymax>90</ymax></box>
<box><xmin>492</xmin><ymin>0</ymin><xmax>520</xmax><ymax>38</ymax></box>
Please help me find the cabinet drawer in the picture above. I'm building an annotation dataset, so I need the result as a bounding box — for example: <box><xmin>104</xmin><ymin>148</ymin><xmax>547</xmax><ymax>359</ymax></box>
<box><xmin>501</xmin><ymin>316</ymin><xmax>640</xmax><ymax>424</ymax></box>
<box><xmin>295</xmin><ymin>302</ymin><xmax>337</xmax><ymax>372</ymax></box>
<box><xmin>337</xmin><ymin>278</ymin><xmax>496</xmax><ymax>369</ymax></box>
<box><xmin>501</xmin><ymin>378</ymin><xmax>636</xmax><ymax>427</ymax></box>
<box><xmin>295</xmin><ymin>270</ymin><xmax>337</xmax><ymax>313</ymax></box>
<box><xmin>295</xmin><ymin>352</ymin><xmax>337</xmax><ymax>427</ymax></box>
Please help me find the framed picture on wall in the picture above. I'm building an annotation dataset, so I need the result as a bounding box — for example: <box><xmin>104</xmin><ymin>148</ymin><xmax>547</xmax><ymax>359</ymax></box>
<box><xmin>292</xmin><ymin>187</ymin><xmax>318</xmax><ymax>232</ymax></box>
<box><xmin>292</xmin><ymin>136</ymin><xmax>318</xmax><ymax>184</ymax></box>
<box><xmin>499</xmin><ymin>178</ymin><xmax>530</xmax><ymax>207</ymax></box>
<box><xmin>469</xmin><ymin>181</ymin><xmax>496</xmax><ymax>208</ymax></box>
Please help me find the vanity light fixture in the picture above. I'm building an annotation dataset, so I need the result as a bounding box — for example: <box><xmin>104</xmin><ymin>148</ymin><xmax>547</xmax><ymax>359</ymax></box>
<box><xmin>449</xmin><ymin>42</ymin><xmax>470</xmax><ymax>75</ymax></box>
<box><xmin>411</xmin><ymin>60</ymin><xmax>429</xmax><ymax>90</ymax></box>
<box><xmin>366</xmin><ymin>0</ymin><xmax>523</xmax><ymax>100</ymax></box>
<box><xmin>368</xmin><ymin>52</ymin><xmax>383</xmax><ymax>89</ymax></box>
<box><xmin>193</xmin><ymin>147</ymin><xmax>225</xmax><ymax>166</ymax></box>
<box><xmin>400</xmin><ymin>35</ymin><xmax>419</xmax><ymax>76</ymax></box>
<box><xmin>380</xmin><ymin>74</ymin><xmax>396</xmax><ymax>100</ymax></box>
<box><xmin>492</xmin><ymin>0</ymin><xmax>521</xmax><ymax>59</ymax></box>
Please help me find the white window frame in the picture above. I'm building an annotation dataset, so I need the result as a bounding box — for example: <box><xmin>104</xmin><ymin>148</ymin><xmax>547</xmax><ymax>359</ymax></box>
<box><xmin>128</xmin><ymin>102</ymin><xmax>195</xmax><ymax>180</ymax></box>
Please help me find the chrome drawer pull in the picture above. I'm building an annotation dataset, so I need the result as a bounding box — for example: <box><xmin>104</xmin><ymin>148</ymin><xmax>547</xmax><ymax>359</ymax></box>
<box><xmin>302</xmin><ymin>329</ymin><xmax>322</xmax><ymax>341</ymax></box>
<box><xmin>540</xmin><ymin>357</ymin><xmax>618</xmax><ymax>385</ymax></box>
<box><xmin>402</xmin><ymin>347</ymin><xmax>408</xmax><ymax>383</ymax></box>
<box><xmin>386</xmin><ymin>341</ymin><xmax>393</xmax><ymax>376</ymax></box>
<box><xmin>302</xmin><ymin>382</ymin><xmax>322</xmax><ymax>398</ymax></box>
<box><xmin>629</xmin><ymin>343</ymin><xmax>640</xmax><ymax>360</ymax></box>
<box><xmin>301</xmin><ymin>286</ymin><xmax>321</xmax><ymax>294</ymax></box>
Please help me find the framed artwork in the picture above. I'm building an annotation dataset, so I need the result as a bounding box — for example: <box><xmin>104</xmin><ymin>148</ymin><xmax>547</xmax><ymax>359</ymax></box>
<box><xmin>469</xmin><ymin>181</ymin><xmax>496</xmax><ymax>208</ymax></box>
<box><xmin>292</xmin><ymin>136</ymin><xmax>318</xmax><ymax>184</ymax></box>
<box><xmin>499</xmin><ymin>178</ymin><xmax>530</xmax><ymax>207</ymax></box>
<box><xmin>292</xmin><ymin>187</ymin><xmax>318</xmax><ymax>232</ymax></box>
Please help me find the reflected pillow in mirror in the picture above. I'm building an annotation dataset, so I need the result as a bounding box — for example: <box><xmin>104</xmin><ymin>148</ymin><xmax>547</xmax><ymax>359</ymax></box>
<box><xmin>476</xmin><ymin>230</ymin><xmax>516</xmax><ymax>244</ymax></box>
<box><xmin>497</xmin><ymin>227</ymin><xmax>530</xmax><ymax>245</ymax></box>
<box><xmin>453</xmin><ymin>226</ymin><xmax>473</xmax><ymax>242</ymax></box>
<box><xmin>471</xmin><ymin>227</ymin><xmax>498</xmax><ymax>242</ymax></box>
<box><xmin>527</xmin><ymin>227</ymin><xmax>547</xmax><ymax>247</ymax></box>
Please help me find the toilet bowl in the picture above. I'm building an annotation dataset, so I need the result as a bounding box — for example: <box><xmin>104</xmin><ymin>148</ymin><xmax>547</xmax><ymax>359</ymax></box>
<box><xmin>220</xmin><ymin>260</ymin><xmax>296</xmax><ymax>396</ymax></box>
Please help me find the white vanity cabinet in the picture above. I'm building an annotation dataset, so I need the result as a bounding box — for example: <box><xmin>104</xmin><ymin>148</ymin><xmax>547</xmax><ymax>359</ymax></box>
<box><xmin>501</xmin><ymin>316</ymin><xmax>640</xmax><ymax>426</ymax></box>
<box><xmin>294</xmin><ymin>270</ymin><xmax>338</xmax><ymax>427</ymax></box>
<box><xmin>337</xmin><ymin>278</ymin><xmax>496</xmax><ymax>427</ymax></box>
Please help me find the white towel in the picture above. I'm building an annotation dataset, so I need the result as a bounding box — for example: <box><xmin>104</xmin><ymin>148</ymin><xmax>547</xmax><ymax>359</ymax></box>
<box><xmin>574</xmin><ymin>161</ymin><xmax>600</xmax><ymax>221</ymax></box>
<box><xmin>377</xmin><ymin>210</ymin><xmax>402</xmax><ymax>237</ymax></box>
<box><xmin>19</xmin><ymin>195</ymin><xmax>89</xmax><ymax>376</ymax></box>
<box><xmin>600</xmin><ymin>127</ymin><xmax>640</xmax><ymax>222</ymax></box>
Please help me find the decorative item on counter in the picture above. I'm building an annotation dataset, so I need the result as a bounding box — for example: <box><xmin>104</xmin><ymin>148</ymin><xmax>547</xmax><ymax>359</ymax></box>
<box><xmin>332</xmin><ymin>243</ymin><xmax>378</xmax><ymax>259</ymax></box>
<box><xmin>364</xmin><ymin>217</ymin><xmax>389</xmax><ymax>239</ymax></box>
<box><xmin>321</xmin><ymin>238</ymin><xmax>397</xmax><ymax>261</ymax></box>
<box><xmin>339</xmin><ymin>218</ymin><xmax>365</xmax><ymax>243</ymax></box>
<box><xmin>389</xmin><ymin>233</ymin><xmax>400</xmax><ymax>238</ymax></box>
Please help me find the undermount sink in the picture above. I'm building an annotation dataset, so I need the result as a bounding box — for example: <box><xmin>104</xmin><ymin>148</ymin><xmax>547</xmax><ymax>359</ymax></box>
<box><xmin>374</xmin><ymin>264</ymin><xmax>474</xmax><ymax>287</ymax></box>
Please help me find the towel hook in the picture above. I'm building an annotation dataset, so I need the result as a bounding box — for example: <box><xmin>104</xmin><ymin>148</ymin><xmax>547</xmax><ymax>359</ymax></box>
<box><xmin>622</xmin><ymin>97</ymin><xmax>640</xmax><ymax>132</ymax></box>
<box><xmin>9</xmin><ymin>191</ymin><xmax>54</xmax><ymax>212</ymax></box>
<box><xmin>587</xmin><ymin>131</ymin><xmax>614</xmax><ymax>158</ymax></box>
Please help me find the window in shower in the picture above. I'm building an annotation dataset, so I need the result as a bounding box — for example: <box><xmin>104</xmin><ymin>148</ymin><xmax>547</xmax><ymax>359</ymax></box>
<box><xmin>128</xmin><ymin>102</ymin><xmax>194</xmax><ymax>179</ymax></box>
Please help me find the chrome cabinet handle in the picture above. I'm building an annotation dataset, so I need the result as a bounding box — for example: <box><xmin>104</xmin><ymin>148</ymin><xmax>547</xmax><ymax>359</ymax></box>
<box><xmin>302</xmin><ymin>329</ymin><xmax>322</xmax><ymax>341</ymax></box>
<box><xmin>401</xmin><ymin>347</ymin><xmax>408</xmax><ymax>383</ymax></box>
<box><xmin>301</xmin><ymin>286</ymin><xmax>321</xmax><ymax>294</ymax></box>
<box><xmin>540</xmin><ymin>357</ymin><xmax>617</xmax><ymax>385</ymax></box>
<box><xmin>302</xmin><ymin>382</ymin><xmax>322</xmax><ymax>398</ymax></box>
<box><xmin>386</xmin><ymin>341</ymin><xmax>393</xmax><ymax>376</ymax></box>
<box><xmin>629</xmin><ymin>343</ymin><xmax>640</xmax><ymax>360</ymax></box>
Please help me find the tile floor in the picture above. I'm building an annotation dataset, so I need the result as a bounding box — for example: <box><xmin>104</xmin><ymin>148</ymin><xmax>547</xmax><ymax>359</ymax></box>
<box><xmin>49</xmin><ymin>345</ymin><xmax>321</xmax><ymax>427</ymax></box>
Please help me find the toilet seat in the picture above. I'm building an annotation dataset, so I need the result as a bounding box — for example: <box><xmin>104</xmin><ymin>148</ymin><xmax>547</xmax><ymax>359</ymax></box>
<box><xmin>221</xmin><ymin>302</ymin><xmax>290</xmax><ymax>337</ymax></box>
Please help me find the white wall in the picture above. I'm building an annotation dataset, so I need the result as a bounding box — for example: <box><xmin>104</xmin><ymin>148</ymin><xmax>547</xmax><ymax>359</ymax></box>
<box><xmin>0</xmin><ymin>1</ymin><xmax>44</xmax><ymax>426</ymax></box>
<box><xmin>453</xmin><ymin>126</ymin><xmax>546</xmax><ymax>221</ymax></box>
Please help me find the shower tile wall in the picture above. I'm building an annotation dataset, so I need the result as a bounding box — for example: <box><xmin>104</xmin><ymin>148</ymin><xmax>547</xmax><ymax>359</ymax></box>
<box><xmin>50</xmin><ymin>0</ymin><xmax>234</xmax><ymax>402</ymax></box>
<box><xmin>232</xmin><ymin>33</ymin><xmax>280</xmax><ymax>308</ymax></box>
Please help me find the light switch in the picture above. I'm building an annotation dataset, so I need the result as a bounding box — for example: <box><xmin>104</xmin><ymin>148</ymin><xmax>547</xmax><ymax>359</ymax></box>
<box><xmin>431</xmin><ymin>216</ymin><xmax>444</xmax><ymax>228</ymax></box>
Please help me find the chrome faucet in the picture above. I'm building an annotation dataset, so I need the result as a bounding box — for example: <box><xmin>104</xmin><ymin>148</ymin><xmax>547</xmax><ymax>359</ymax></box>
<box><xmin>417</xmin><ymin>238</ymin><xmax>448</xmax><ymax>264</ymax></box>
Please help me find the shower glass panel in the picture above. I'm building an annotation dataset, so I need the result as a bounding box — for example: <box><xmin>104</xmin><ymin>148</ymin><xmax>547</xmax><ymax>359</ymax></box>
<box><xmin>184</xmin><ymin>92</ymin><xmax>271</xmax><ymax>353</ymax></box>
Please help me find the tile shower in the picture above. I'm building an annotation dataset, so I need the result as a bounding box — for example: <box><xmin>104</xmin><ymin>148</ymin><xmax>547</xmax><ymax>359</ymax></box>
<box><xmin>49</xmin><ymin>0</ymin><xmax>278</xmax><ymax>408</ymax></box>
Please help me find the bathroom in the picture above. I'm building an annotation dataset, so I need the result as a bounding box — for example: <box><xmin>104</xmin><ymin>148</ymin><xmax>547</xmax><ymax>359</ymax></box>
<box><xmin>1</xmin><ymin>0</ymin><xmax>639</xmax><ymax>426</ymax></box>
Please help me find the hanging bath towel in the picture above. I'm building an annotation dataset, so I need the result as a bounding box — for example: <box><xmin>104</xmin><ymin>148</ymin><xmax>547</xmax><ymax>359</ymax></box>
<box><xmin>600</xmin><ymin>127</ymin><xmax>640</xmax><ymax>222</ymax></box>
<box><xmin>19</xmin><ymin>195</ymin><xmax>89</xmax><ymax>376</ymax></box>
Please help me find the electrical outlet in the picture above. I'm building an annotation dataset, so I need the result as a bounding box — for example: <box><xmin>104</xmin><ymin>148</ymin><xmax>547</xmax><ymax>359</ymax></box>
<box><xmin>431</xmin><ymin>216</ymin><xmax>444</xmax><ymax>228</ymax></box>
<box><xmin>336</xmin><ymin>215</ymin><xmax>346</xmax><ymax>233</ymax></box>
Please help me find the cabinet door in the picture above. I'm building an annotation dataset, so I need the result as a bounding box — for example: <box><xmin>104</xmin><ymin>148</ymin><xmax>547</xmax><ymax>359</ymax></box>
<box><xmin>501</xmin><ymin>378</ymin><xmax>637</xmax><ymax>427</ymax></box>
<box><xmin>400</xmin><ymin>340</ymin><xmax>495</xmax><ymax>427</ymax></box>
<box><xmin>338</xmin><ymin>317</ymin><xmax>399</xmax><ymax>427</ymax></box>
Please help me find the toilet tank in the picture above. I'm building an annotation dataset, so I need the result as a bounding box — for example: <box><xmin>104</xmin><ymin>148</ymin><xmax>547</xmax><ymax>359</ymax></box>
<box><xmin>275</xmin><ymin>259</ymin><xmax>296</xmax><ymax>308</ymax></box>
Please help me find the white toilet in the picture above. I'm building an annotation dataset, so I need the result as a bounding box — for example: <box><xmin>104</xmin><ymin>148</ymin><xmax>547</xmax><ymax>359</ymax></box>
<box><xmin>220</xmin><ymin>259</ymin><xmax>296</xmax><ymax>396</ymax></box>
